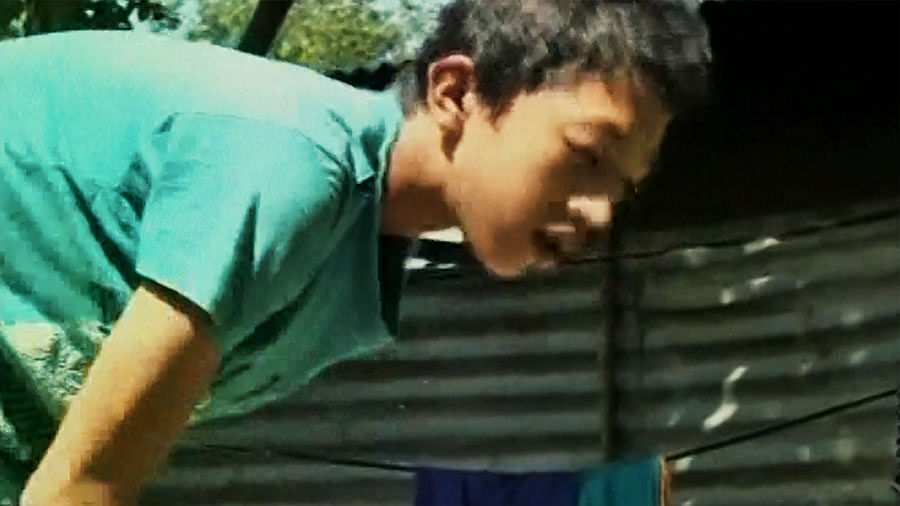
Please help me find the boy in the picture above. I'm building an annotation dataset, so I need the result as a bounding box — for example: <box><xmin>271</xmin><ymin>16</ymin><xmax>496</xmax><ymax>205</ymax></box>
<box><xmin>0</xmin><ymin>0</ymin><xmax>709</xmax><ymax>504</ymax></box>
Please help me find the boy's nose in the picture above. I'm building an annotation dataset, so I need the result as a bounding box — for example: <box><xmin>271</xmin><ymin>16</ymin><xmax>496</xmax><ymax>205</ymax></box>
<box><xmin>537</xmin><ymin>195</ymin><xmax>614</xmax><ymax>264</ymax></box>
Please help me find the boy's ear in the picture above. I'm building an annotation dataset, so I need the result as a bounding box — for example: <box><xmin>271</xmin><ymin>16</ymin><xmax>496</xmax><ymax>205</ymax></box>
<box><xmin>425</xmin><ymin>54</ymin><xmax>478</xmax><ymax>136</ymax></box>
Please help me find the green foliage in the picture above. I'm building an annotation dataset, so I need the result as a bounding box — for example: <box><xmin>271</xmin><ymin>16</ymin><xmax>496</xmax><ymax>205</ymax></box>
<box><xmin>0</xmin><ymin>0</ymin><xmax>180</xmax><ymax>39</ymax></box>
<box><xmin>274</xmin><ymin>0</ymin><xmax>401</xmax><ymax>71</ymax></box>
<box><xmin>0</xmin><ymin>0</ymin><xmax>27</xmax><ymax>40</ymax></box>
<box><xmin>187</xmin><ymin>0</ymin><xmax>254</xmax><ymax>48</ymax></box>
<box><xmin>2</xmin><ymin>0</ymin><xmax>410</xmax><ymax>71</ymax></box>
<box><xmin>190</xmin><ymin>0</ymin><xmax>403</xmax><ymax>71</ymax></box>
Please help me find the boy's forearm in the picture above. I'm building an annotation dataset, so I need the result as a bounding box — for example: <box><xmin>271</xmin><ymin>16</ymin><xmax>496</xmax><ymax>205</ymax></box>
<box><xmin>22</xmin><ymin>283</ymin><xmax>220</xmax><ymax>505</ymax></box>
<box><xmin>21</xmin><ymin>477</ymin><xmax>132</xmax><ymax>506</ymax></box>
<box><xmin>21</xmin><ymin>368</ymin><xmax>176</xmax><ymax>505</ymax></box>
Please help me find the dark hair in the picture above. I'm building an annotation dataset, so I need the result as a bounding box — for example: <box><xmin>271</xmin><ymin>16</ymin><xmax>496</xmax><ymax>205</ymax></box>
<box><xmin>399</xmin><ymin>0</ymin><xmax>711</xmax><ymax>118</ymax></box>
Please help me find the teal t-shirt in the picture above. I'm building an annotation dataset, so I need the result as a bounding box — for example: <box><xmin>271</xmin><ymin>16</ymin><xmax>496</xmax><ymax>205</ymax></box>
<box><xmin>0</xmin><ymin>30</ymin><xmax>408</xmax><ymax>467</ymax></box>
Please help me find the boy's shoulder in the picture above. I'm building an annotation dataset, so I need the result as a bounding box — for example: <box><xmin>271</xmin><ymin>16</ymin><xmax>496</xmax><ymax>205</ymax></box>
<box><xmin>2</xmin><ymin>29</ymin><xmax>404</xmax><ymax>195</ymax></box>
<box><xmin>3</xmin><ymin>30</ymin><xmax>394</xmax><ymax>149</ymax></box>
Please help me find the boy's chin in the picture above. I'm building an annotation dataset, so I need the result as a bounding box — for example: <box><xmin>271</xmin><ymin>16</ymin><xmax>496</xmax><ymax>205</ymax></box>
<box><xmin>465</xmin><ymin>229</ymin><xmax>542</xmax><ymax>279</ymax></box>
<box><xmin>478</xmin><ymin>252</ymin><xmax>540</xmax><ymax>280</ymax></box>
<box><xmin>484</xmin><ymin>263</ymin><xmax>527</xmax><ymax>279</ymax></box>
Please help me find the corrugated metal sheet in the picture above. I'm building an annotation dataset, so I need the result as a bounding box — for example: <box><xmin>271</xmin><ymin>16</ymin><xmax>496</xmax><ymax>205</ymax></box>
<box><xmin>141</xmin><ymin>201</ymin><xmax>899</xmax><ymax>505</ymax></box>
<box><xmin>142</xmin><ymin>265</ymin><xmax>609</xmax><ymax>506</ymax></box>
<box><xmin>616</xmin><ymin>204</ymin><xmax>900</xmax><ymax>506</ymax></box>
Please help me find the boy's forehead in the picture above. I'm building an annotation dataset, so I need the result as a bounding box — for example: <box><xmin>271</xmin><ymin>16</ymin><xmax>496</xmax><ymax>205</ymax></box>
<box><xmin>570</xmin><ymin>76</ymin><xmax>670</xmax><ymax>135</ymax></box>
<box><xmin>500</xmin><ymin>74</ymin><xmax>668</xmax><ymax>141</ymax></box>
<box><xmin>535</xmin><ymin>76</ymin><xmax>642</xmax><ymax>129</ymax></box>
<box><xmin>574</xmin><ymin>78</ymin><xmax>638</xmax><ymax>114</ymax></box>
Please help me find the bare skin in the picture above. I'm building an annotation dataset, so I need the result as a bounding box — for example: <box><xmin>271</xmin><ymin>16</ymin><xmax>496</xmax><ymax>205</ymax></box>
<box><xmin>21</xmin><ymin>282</ymin><xmax>219</xmax><ymax>506</ymax></box>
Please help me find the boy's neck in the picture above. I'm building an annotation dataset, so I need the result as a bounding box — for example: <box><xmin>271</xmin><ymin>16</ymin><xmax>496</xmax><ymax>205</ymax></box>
<box><xmin>381</xmin><ymin>111</ymin><xmax>457</xmax><ymax>237</ymax></box>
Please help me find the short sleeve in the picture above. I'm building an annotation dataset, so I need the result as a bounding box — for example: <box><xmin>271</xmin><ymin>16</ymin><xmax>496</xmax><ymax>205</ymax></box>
<box><xmin>135</xmin><ymin>113</ymin><xmax>350</xmax><ymax>335</ymax></box>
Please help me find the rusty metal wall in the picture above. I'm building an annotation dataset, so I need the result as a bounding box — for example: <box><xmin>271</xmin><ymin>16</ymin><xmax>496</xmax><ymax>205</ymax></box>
<box><xmin>142</xmin><ymin>201</ymin><xmax>899</xmax><ymax>506</ymax></box>
<box><xmin>143</xmin><ymin>264</ymin><xmax>609</xmax><ymax>506</ymax></box>
<box><xmin>616</xmin><ymin>203</ymin><xmax>900</xmax><ymax>506</ymax></box>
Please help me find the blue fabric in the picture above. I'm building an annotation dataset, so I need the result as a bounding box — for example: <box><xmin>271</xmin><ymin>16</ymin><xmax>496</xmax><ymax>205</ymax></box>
<box><xmin>577</xmin><ymin>456</ymin><xmax>662</xmax><ymax>506</ymax></box>
<box><xmin>415</xmin><ymin>468</ymin><xmax>580</xmax><ymax>506</ymax></box>
<box><xmin>0</xmin><ymin>29</ymin><xmax>407</xmax><ymax>464</ymax></box>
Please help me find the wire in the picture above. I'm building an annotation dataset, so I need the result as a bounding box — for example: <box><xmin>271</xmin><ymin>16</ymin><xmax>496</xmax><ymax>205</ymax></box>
<box><xmin>179</xmin><ymin>442</ymin><xmax>418</xmax><ymax>474</ymax></box>
<box><xmin>182</xmin><ymin>206</ymin><xmax>900</xmax><ymax>472</ymax></box>
<box><xmin>666</xmin><ymin>387</ymin><xmax>895</xmax><ymax>461</ymax></box>
<box><xmin>408</xmin><ymin>202</ymin><xmax>900</xmax><ymax>278</ymax></box>
<box><xmin>894</xmin><ymin>387</ymin><xmax>900</xmax><ymax>497</ymax></box>
<box><xmin>584</xmin><ymin>202</ymin><xmax>900</xmax><ymax>264</ymax></box>
<box><xmin>181</xmin><ymin>386</ymin><xmax>895</xmax><ymax>474</ymax></box>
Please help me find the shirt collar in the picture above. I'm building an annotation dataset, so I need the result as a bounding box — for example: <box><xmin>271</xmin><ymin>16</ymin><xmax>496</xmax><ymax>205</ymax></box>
<box><xmin>362</xmin><ymin>87</ymin><xmax>410</xmax><ymax>336</ymax></box>
<box><xmin>350</xmin><ymin>88</ymin><xmax>405</xmax><ymax>188</ymax></box>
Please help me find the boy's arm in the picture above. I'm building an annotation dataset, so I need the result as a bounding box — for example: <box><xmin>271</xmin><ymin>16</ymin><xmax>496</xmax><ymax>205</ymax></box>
<box><xmin>21</xmin><ymin>280</ymin><xmax>221</xmax><ymax>506</ymax></box>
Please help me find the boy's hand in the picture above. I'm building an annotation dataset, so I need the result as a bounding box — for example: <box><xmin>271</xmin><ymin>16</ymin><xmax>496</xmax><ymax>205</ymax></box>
<box><xmin>21</xmin><ymin>280</ymin><xmax>221</xmax><ymax>506</ymax></box>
